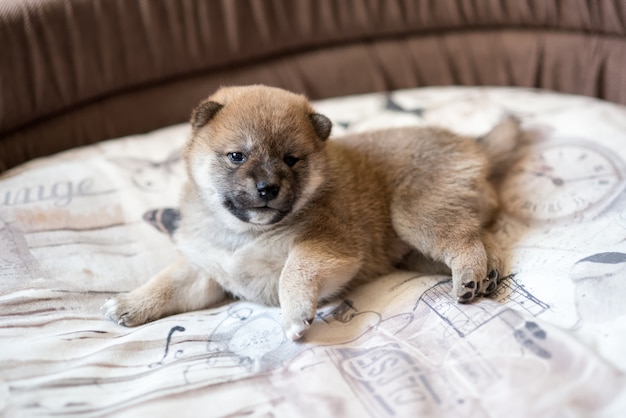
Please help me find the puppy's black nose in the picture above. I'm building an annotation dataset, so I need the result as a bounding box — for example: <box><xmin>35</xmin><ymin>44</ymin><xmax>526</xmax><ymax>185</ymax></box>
<box><xmin>256</xmin><ymin>182</ymin><xmax>280</xmax><ymax>201</ymax></box>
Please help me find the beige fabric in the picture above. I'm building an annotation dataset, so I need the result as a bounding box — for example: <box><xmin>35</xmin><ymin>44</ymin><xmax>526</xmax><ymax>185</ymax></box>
<box><xmin>1</xmin><ymin>87</ymin><xmax>626</xmax><ymax>417</ymax></box>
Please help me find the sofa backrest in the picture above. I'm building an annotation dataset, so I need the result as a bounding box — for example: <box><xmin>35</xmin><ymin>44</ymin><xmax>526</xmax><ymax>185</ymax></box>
<box><xmin>1</xmin><ymin>0</ymin><xmax>625</xmax><ymax>171</ymax></box>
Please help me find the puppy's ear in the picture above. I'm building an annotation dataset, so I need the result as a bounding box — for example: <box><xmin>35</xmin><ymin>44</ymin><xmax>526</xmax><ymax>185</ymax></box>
<box><xmin>191</xmin><ymin>100</ymin><xmax>224</xmax><ymax>130</ymax></box>
<box><xmin>309</xmin><ymin>113</ymin><xmax>332</xmax><ymax>140</ymax></box>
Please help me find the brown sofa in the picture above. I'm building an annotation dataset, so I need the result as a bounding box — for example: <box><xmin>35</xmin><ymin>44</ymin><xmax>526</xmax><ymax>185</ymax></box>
<box><xmin>1</xmin><ymin>0</ymin><xmax>625</xmax><ymax>172</ymax></box>
<box><xmin>3</xmin><ymin>3</ymin><xmax>626</xmax><ymax>416</ymax></box>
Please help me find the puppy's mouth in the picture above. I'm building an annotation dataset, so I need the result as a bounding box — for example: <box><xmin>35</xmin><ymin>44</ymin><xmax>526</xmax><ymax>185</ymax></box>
<box><xmin>246</xmin><ymin>205</ymin><xmax>291</xmax><ymax>225</ymax></box>
<box><xmin>224</xmin><ymin>199</ymin><xmax>291</xmax><ymax>225</ymax></box>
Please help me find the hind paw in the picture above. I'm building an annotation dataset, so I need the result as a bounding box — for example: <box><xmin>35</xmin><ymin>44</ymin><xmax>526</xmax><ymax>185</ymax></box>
<box><xmin>456</xmin><ymin>268</ymin><xmax>502</xmax><ymax>303</ymax></box>
<box><xmin>456</xmin><ymin>271</ymin><xmax>480</xmax><ymax>303</ymax></box>
<box><xmin>479</xmin><ymin>269</ymin><xmax>500</xmax><ymax>296</ymax></box>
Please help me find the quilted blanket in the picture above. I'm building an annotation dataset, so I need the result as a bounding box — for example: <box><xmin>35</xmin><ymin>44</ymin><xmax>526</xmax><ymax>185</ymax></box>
<box><xmin>1</xmin><ymin>87</ymin><xmax>625</xmax><ymax>417</ymax></box>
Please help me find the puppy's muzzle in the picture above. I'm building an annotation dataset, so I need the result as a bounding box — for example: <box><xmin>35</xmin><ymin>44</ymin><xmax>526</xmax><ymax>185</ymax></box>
<box><xmin>256</xmin><ymin>181</ymin><xmax>280</xmax><ymax>202</ymax></box>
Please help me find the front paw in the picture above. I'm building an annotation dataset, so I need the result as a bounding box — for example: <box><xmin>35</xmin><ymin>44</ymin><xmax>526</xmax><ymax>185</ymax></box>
<box><xmin>101</xmin><ymin>293</ymin><xmax>154</xmax><ymax>327</ymax></box>
<box><xmin>281</xmin><ymin>306</ymin><xmax>315</xmax><ymax>341</ymax></box>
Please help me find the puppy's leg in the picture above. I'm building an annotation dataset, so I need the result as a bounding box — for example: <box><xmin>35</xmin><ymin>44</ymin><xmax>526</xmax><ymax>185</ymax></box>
<box><xmin>279</xmin><ymin>243</ymin><xmax>361</xmax><ymax>340</ymax></box>
<box><xmin>391</xmin><ymin>200</ymin><xmax>493</xmax><ymax>303</ymax></box>
<box><xmin>102</xmin><ymin>255</ymin><xmax>225</xmax><ymax>326</ymax></box>
<box><xmin>477</xmin><ymin>230</ymin><xmax>503</xmax><ymax>296</ymax></box>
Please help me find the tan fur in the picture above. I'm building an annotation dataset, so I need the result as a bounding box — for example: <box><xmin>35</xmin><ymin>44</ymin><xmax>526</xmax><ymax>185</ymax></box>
<box><xmin>103</xmin><ymin>85</ymin><xmax>519</xmax><ymax>340</ymax></box>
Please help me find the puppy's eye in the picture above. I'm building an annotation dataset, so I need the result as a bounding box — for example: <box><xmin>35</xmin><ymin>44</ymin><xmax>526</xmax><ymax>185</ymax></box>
<box><xmin>283</xmin><ymin>155</ymin><xmax>300</xmax><ymax>167</ymax></box>
<box><xmin>227</xmin><ymin>152</ymin><xmax>247</xmax><ymax>164</ymax></box>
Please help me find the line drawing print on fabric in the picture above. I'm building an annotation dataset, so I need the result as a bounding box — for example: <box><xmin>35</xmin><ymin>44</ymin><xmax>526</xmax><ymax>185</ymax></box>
<box><xmin>109</xmin><ymin>148</ymin><xmax>183</xmax><ymax>193</ymax></box>
<box><xmin>415</xmin><ymin>275</ymin><xmax>550</xmax><ymax>338</ymax></box>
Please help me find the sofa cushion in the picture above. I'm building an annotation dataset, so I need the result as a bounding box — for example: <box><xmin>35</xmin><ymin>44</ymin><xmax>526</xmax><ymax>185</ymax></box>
<box><xmin>1</xmin><ymin>87</ymin><xmax>625</xmax><ymax>417</ymax></box>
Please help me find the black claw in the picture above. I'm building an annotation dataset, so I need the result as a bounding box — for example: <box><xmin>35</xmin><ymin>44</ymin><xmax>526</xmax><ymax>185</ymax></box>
<box><xmin>458</xmin><ymin>291</ymin><xmax>474</xmax><ymax>303</ymax></box>
<box><xmin>486</xmin><ymin>281</ymin><xmax>497</xmax><ymax>294</ymax></box>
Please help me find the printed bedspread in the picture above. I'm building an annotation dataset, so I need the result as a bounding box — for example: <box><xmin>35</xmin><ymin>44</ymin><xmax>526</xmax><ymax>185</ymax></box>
<box><xmin>1</xmin><ymin>87</ymin><xmax>625</xmax><ymax>417</ymax></box>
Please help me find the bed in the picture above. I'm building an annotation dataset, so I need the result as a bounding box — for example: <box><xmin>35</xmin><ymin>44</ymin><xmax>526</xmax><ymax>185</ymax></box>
<box><xmin>1</xmin><ymin>1</ymin><xmax>626</xmax><ymax>417</ymax></box>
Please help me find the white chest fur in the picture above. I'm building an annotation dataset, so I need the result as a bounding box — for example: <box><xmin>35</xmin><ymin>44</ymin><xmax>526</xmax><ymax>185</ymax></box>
<box><xmin>176</xmin><ymin>220</ymin><xmax>292</xmax><ymax>306</ymax></box>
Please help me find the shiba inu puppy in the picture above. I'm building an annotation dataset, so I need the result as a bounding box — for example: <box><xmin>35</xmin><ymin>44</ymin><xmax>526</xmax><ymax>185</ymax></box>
<box><xmin>103</xmin><ymin>85</ymin><xmax>519</xmax><ymax>340</ymax></box>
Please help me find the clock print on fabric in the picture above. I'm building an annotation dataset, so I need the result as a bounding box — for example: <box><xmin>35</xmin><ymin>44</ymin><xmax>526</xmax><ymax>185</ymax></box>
<box><xmin>501</xmin><ymin>140</ymin><xmax>626</xmax><ymax>224</ymax></box>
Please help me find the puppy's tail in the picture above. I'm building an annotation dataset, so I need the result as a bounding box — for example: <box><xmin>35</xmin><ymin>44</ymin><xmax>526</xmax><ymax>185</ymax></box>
<box><xmin>477</xmin><ymin>115</ymin><xmax>521</xmax><ymax>178</ymax></box>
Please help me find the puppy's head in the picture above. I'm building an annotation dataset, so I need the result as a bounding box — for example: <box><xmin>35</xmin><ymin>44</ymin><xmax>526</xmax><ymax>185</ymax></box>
<box><xmin>184</xmin><ymin>85</ymin><xmax>332</xmax><ymax>227</ymax></box>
